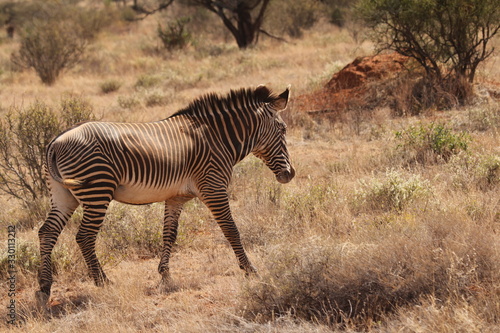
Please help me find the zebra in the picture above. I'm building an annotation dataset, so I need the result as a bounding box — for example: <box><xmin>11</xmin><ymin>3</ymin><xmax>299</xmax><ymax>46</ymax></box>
<box><xmin>36</xmin><ymin>85</ymin><xmax>295</xmax><ymax>303</ymax></box>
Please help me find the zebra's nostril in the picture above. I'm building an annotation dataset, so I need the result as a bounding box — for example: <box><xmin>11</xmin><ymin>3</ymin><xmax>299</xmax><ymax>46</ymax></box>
<box><xmin>276</xmin><ymin>167</ymin><xmax>295</xmax><ymax>184</ymax></box>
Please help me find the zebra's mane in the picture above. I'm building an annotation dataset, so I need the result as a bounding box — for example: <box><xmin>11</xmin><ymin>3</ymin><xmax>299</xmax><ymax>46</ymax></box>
<box><xmin>169</xmin><ymin>86</ymin><xmax>278</xmax><ymax>119</ymax></box>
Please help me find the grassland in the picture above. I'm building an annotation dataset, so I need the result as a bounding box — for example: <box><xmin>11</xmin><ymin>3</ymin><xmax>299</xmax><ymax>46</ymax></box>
<box><xmin>0</xmin><ymin>9</ymin><xmax>499</xmax><ymax>333</ymax></box>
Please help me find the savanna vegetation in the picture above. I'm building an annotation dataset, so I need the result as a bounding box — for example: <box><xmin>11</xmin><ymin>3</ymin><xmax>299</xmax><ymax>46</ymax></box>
<box><xmin>0</xmin><ymin>0</ymin><xmax>499</xmax><ymax>332</ymax></box>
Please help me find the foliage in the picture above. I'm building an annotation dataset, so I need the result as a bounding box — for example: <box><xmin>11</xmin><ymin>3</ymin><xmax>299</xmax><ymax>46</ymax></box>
<box><xmin>241</xmin><ymin>223</ymin><xmax>497</xmax><ymax>329</ymax></box>
<box><xmin>185</xmin><ymin>0</ymin><xmax>271</xmax><ymax>49</ymax></box>
<box><xmin>0</xmin><ymin>98</ymin><xmax>95</xmax><ymax>226</ymax></box>
<box><xmin>354</xmin><ymin>170</ymin><xmax>431</xmax><ymax>212</ymax></box>
<box><xmin>10</xmin><ymin>3</ymin><xmax>111</xmax><ymax>85</ymax></box>
<box><xmin>466</xmin><ymin>103</ymin><xmax>500</xmax><ymax>133</ymax></box>
<box><xmin>323</xmin><ymin>0</ymin><xmax>353</xmax><ymax>27</ymax></box>
<box><xmin>395</xmin><ymin>123</ymin><xmax>470</xmax><ymax>165</ymax></box>
<box><xmin>11</xmin><ymin>19</ymin><xmax>87</xmax><ymax>85</ymax></box>
<box><xmin>450</xmin><ymin>152</ymin><xmax>500</xmax><ymax>191</ymax></box>
<box><xmin>60</xmin><ymin>94</ymin><xmax>97</xmax><ymax>127</ymax></box>
<box><xmin>266</xmin><ymin>0</ymin><xmax>321</xmax><ymax>38</ymax></box>
<box><xmin>357</xmin><ymin>0</ymin><xmax>500</xmax><ymax>88</ymax></box>
<box><xmin>129</xmin><ymin>0</ymin><xmax>174</xmax><ymax>20</ymax></box>
<box><xmin>99</xmin><ymin>202</ymin><xmax>164</xmax><ymax>259</ymax></box>
<box><xmin>0</xmin><ymin>102</ymin><xmax>59</xmax><ymax>203</ymax></box>
<box><xmin>144</xmin><ymin>90</ymin><xmax>169</xmax><ymax>107</ymax></box>
<box><xmin>100</xmin><ymin>79</ymin><xmax>122</xmax><ymax>94</ymax></box>
<box><xmin>0</xmin><ymin>240</ymin><xmax>39</xmax><ymax>280</ymax></box>
<box><xmin>117</xmin><ymin>95</ymin><xmax>142</xmax><ymax>110</ymax></box>
<box><xmin>158</xmin><ymin>17</ymin><xmax>192</xmax><ymax>50</ymax></box>
<box><xmin>135</xmin><ymin>74</ymin><xmax>162</xmax><ymax>89</ymax></box>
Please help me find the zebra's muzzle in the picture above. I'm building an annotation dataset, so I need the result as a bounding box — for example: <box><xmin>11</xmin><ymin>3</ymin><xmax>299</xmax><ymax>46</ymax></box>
<box><xmin>276</xmin><ymin>166</ymin><xmax>295</xmax><ymax>184</ymax></box>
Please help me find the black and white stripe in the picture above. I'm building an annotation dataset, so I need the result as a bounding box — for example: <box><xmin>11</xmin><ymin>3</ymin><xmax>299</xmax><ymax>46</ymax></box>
<box><xmin>37</xmin><ymin>85</ymin><xmax>294</xmax><ymax>300</ymax></box>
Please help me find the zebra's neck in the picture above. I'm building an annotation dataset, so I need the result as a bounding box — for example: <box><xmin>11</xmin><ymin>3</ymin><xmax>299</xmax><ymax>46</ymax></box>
<box><xmin>166</xmin><ymin>88</ymin><xmax>272</xmax><ymax>165</ymax></box>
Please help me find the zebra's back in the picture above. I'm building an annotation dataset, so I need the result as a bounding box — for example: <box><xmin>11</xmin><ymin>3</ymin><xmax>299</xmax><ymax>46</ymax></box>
<box><xmin>49</xmin><ymin>117</ymin><xmax>206</xmax><ymax>204</ymax></box>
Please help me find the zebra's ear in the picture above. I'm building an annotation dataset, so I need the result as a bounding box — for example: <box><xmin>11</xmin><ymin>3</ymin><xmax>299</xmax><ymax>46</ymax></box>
<box><xmin>255</xmin><ymin>84</ymin><xmax>272</xmax><ymax>102</ymax></box>
<box><xmin>273</xmin><ymin>85</ymin><xmax>291</xmax><ymax>112</ymax></box>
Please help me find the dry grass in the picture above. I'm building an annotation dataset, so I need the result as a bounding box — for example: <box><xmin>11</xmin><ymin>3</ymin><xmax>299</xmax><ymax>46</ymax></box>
<box><xmin>1</xmin><ymin>5</ymin><xmax>499</xmax><ymax>332</ymax></box>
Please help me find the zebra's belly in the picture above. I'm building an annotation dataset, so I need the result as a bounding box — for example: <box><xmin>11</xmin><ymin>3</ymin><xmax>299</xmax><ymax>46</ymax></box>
<box><xmin>113</xmin><ymin>182</ymin><xmax>194</xmax><ymax>205</ymax></box>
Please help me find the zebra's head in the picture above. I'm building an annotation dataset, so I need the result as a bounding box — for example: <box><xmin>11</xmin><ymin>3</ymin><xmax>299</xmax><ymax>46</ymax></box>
<box><xmin>253</xmin><ymin>85</ymin><xmax>295</xmax><ymax>184</ymax></box>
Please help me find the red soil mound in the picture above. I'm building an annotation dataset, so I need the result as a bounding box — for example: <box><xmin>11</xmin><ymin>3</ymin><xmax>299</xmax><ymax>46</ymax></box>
<box><xmin>326</xmin><ymin>52</ymin><xmax>408</xmax><ymax>92</ymax></box>
<box><xmin>295</xmin><ymin>53</ymin><xmax>410</xmax><ymax>120</ymax></box>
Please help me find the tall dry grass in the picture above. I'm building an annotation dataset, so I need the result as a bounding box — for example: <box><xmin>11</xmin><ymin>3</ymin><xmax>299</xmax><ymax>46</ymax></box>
<box><xmin>1</xmin><ymin>4</ymin><xmax>499</xmax><ymax>332</ymax></box>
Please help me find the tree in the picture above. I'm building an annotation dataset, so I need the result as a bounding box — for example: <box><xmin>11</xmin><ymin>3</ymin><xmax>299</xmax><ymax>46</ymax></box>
<box><xmin>129</xmin><ymin>0</ymin><xmax>174</xmax><ymax>19</ymax></box>
<box><xmin>187</xmin><ymin>0</ymin><xmax>270</xmax><ymax>49</ymax></box>
<box><xmin>358</xmin><ymin>0</ymin><xmax>500</xmax><ymax>86</ymax></box>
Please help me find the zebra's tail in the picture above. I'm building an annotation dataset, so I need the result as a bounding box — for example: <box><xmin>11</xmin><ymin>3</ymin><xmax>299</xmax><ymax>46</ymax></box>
<box><xmin>46</xmin><ymin>140</ymin><xmax>89</xmax><ymax>190</ymax></box>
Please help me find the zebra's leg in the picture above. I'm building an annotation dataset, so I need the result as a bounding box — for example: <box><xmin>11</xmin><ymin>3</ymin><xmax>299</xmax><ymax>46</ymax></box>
<box><xmin>158</xmin><ymin>196</ymin><xmax>192</xmax><ymax>284</ymax></box>
<box><xmin>201</xmin><ymin>193</ymin><xmax>257</xmax><ymax>275</ymax></box>
<box><xmin>76</xmin><ymin>204</ymin><xmax>110</xmax><ymax>287</ymax></box>
<box><xmin>37</xmin><ymin>180</ymin><xmax>79</xmax><ymax>304</ymax></box>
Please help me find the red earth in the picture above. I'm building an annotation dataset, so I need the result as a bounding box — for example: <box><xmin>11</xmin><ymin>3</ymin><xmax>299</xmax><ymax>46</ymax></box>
<box><xmin>294</xmin><ymin>52</ymin><xmax>410</xmax><ymax>120</ymax></box>
<box><xmin>294</xmin><ymin>52</ymin><xmax>500</xmax><ymax>121</ymax></box>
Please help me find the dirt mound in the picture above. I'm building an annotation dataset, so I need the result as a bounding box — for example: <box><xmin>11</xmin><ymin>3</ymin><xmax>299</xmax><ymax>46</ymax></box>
<box><xmin>295</xmin><ymin>53</ymin><xmax>411</xmax><ymax>121</ymax></box>
<box><xmin>326</xmin><ymin>53</ymin><xmax>409</xmax><ymax>92</ymax></box>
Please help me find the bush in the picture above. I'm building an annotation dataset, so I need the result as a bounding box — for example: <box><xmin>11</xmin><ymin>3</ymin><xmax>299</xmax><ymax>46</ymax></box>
<box><xmin>354</xmin><ymin>170</ymin><xmax>431</xmax><ymax>213</ymax></box>
<box><xmin>100</xmin><ymin>79</ymin><xmax>122</xmax><ymax>94</ymax></box>
<box><xmin>118</xmin><ymin>94</ymin><xmax>141</xmax><ymax>110</ymax></box>
<box><xmin>0</xmin><ymin>102</ymin><xmax>59</xmax><ymax>204</ymax></box>
<box><xmin>240</xmin><ymin>222</ymin><xmax>499</xmax><ymax>329</ymax></box>
<box><xmin>0</xmin><ymin>99</ymin><xmax>95</xmax><ymax>227</ymax></box>
<box><xmin>99</xmin><ymin>202</ymin><xmax>163</xmax><ymax>260</ymax></box>
<box><xmin>0</xmin><ymin>240</ymin><xmax>39</xmax><ymax>280</ymax></box>
<box><xmin>450</xmin><ymin>153</ymin><xmax>500</xmax><ymax>191</ymax></box>
<box><xmin>265</xmin><ymin>0</ymin><xmax>321</xmax><ymax>38</ymax></box>
<box><xmin>10</xmin><ymin>3</ymin><xmax>111</xmax><ymax>85</ymax></box>
<box><xmin>466</xmin><ymin>103</ymin><xmax>500</xmax><ymax>133</ymax></box>
<box><xmin>11</xmin><ymin>19</ymin><xmax>87</xmax><ymax>85</ymax></box>
<box><xmin>60</xmin><ymin>94</ymin><xmax>97</xmax><ymax>127</ymax></box>
<box><xmin>135</xmin><ymin>74</ymin><xmax>162</xmax><ymax>90</ymax></box>
<box><xmin>157</xmin><ymin>17</ymin><xmax>191</xmax><ymax>51</ymax></box>
<box><xmin>144</xmin><ymin>90</ymin><xmax>169</xmax><ymax>107</ymax></box>
<box><xmin>395</xmin><ymin>123</ymin><xmax>470</xmax><ymax>165</ymax></box>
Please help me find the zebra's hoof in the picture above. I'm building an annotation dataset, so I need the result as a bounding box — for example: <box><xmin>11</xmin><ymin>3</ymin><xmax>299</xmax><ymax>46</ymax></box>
<box><xmin>243</xmin><ymin>265</ymin><xmax>258</xmax><ymax>277</ymax></box>
<box><xmin>35</xmin><ymin>290</ymin><xmax>50</xmax><ymax>308</ymax></box>
<box><xmin>155</xmin><ymin>277</ymin><xmax>178</xmax><ymax>294</ymax></box>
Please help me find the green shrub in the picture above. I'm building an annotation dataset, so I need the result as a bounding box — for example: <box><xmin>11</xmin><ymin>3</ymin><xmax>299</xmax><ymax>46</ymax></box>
<box><xmin>450</xmin><ymin>153</ymin><xmax>500</xmax><ymax>191</ymax></box>
<box><xmin>395</xmin><ymin>123</ymin><xmax>470</xmax><ymax>165</ymax></box>
<box><xmin>157</xmin><ymin>17</ymin><xmax>191</xmax><ymax>51</ymax></box>
<box><xmin>0</xmin><ymin>101</ymin><xmax>59</xmax><ymax>204</ymax></box>
<box><xmin>357</xmin><ymin>0</ymin><xmax>500</xmax><ymax>86</ymax></box>
<box><xmin>0</xmin><ymin>240</ymin><xmax>39</xmax><ymax>280</ymax></box>
<box><xmin>354</xmin><ymin>170</ymin><xmax>431</xmax><ymax>212</ymax></box>
<box><xmin>0</xmin><ymin>99</ymin><xmax>95</xmax><ymax>228</ymax></box>
<box><xmin>266</xmin><ymin>0</ymin><xmax>321</xmax><ymax>38</ymax></box>
<box><xmin>466</xmin><ymin>103</ymin><xmax>500</xmax><ymax>133</ymax></box>
<box><xmin>144</xmin><ymin>90</ymin><xmax>169</xmax><ymax>107</ymax></box>
<box><xmin>135</xmin><ymin>74</ymin><xmax>162</xmax><ymax>90</ymax></box>
<box><xmin>100</xmin><ymin>79</ymin><xmax>122</xmax><ymax>94</ymax></box>
<box><xmin>117</xmin><ymin>94</ymin><xmax>141</xmax><ymax>110</ymax></box>
<box><xmin>99</xmin><ymin>202</ymin><xmax>163</xmax><ymax>259</ymax></box>
<box><xmin>60</xmin><ymin>94</ymin><xmax>96</xmax><ymax>127</ymax></box>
